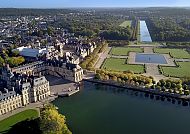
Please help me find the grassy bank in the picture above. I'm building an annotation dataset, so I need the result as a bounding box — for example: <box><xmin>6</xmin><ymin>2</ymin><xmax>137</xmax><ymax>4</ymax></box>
<box><xmin>0</xmin><ymin>109</ymin><xmax>39</xmax><ymax>133</ymax></box>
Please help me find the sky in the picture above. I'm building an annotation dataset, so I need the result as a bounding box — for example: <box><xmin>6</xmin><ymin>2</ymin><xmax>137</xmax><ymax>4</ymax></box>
<box><xmin>0</xmin><ymin>0</ymin><xmax>190</xmax><ymax>8</ymax></box>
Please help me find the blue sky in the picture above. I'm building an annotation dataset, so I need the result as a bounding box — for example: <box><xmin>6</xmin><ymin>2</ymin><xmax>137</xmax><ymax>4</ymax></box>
<box><xmin>0</xmin><ymin>0</ymin><xmax>190</xmax><ymax>8</ymax></box>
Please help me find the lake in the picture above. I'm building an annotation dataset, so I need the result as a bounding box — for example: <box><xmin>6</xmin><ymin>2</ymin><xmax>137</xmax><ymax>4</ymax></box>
<box><xmin>53</xmin><ymin>82</ymin><xmax>190</xmax><ymax>134</ymax></box>
<box><xmin>135</xmin><ymin>53</ymin><xmax>167</xmax><ymax>64</ymax></box>
<box><xmin>140</xmin><ymin>20</ymin><xmax>152</xmax><ymax>42</ymax></box>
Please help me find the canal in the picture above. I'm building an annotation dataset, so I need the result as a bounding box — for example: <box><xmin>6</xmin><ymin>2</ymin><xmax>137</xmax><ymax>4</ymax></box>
<box><xmin>53</xmin><ymin>82</ymin><xmax>190</xmax><ymax>134</ymax></box>
<box><xmin>140</xmin><ymin>20</ymin><xmax>152</xmax><ymax>42</ymax></box>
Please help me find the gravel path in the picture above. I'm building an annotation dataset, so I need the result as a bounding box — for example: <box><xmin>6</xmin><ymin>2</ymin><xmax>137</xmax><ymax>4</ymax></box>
<box><xmin>94</xmin><ymin>47</ymin><xmax>111</xmax><ymax>68</ymax></box>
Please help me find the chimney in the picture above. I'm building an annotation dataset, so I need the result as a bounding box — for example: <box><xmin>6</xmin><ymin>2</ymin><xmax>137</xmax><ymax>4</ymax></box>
<box><xmin>39</xmin><ymin>72</ymin><xmax>42</xmax><ymax>77</ymax></box>
<box><xmin>4</xmin><ymin>88</ymin><xmax>8</xmax><ymax>93</ymax></box>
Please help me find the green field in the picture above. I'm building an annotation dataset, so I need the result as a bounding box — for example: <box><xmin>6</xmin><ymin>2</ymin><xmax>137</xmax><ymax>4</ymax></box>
<box><xmin>101</xmin><ymin>58</ymin><xmax>144</xmax><ymax>74</ymax></box>
<box><xmin>0</xmin><ymin>109</ymin><xmax>39</xmax><ymax>133</ymax></box>
<box><xmin>110</xmin><ymin>47</ymin><xmax>143</xmax><ymax>56</ymax></box>
<box><xmin>119</xmin><ymin>20</ymin><xmax>132</xmax><ymax>28</ymax></box>
<box><xmin>161</xmin><ymin>62</ymin><xmax>190</xmax><ymax>78</ymax></box>
<box><xmin>154</xmin><ymin>48</ymin><xmax>190</xmax><ymax>59</ymax></box>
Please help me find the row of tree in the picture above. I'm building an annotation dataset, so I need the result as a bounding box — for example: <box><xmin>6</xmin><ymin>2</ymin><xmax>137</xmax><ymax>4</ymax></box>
<box><xmin>166</xmin><ymin>42</ymin><xmax>190</xmax><ymax>48</ymax></box>
<box><xmin>80</xmin><ymin>42</ymin><xmax>108</xmax><ymax>70</ymax></box>
<box><xmin>152</xmin><ymin>79</ymin><xmax>190</xmax><ymax>95</ymax></box>
<box><xmin>131</xmin><ymin>20</ymin><xmax>139</xmax><ymax>41</ymax></box>
<box><xmin>94</xmin><ymin>69</ymin><xmax>153</xmax><ymax>87</ymax></box>
<box><xmin>95</xmin><ymin>69</ymin><xmax>190</xmax><ymax>96</ymax></box>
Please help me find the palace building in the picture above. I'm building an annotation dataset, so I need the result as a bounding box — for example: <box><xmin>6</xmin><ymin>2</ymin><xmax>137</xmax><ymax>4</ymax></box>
<box><xmin>0</xmin><ymin>59</ymin><xmax>83</xmax><ymax>115</ymax></box>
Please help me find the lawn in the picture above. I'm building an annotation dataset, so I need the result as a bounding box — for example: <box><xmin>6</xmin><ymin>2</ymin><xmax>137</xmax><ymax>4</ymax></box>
<box><xmin>101</xmin><ymin>58</ymin><xmax>144</xmax><ymax>74</ymax></box>
<box><xmin>110</xmin><ymin>47</ymin><xmax>143</xmax><ymax>56</ymax></box>
<box><xmin>119</xmin><ymin>20</ymin><xmax>132</xmax><ymax>28</ymax></box>
<box><xmin>161</xmin><ymin>62</ymin><xmax>190</xmax><ymax>78</ymax></box>
<box><xmin>0</xmin><ymin>109</ymin><xmax>39</xmax><ymax>133</ymax></box>
<box><xmin>154</xmin><ymin>48</ymin><xmax>190</xmax><ymax>59</ymax></box>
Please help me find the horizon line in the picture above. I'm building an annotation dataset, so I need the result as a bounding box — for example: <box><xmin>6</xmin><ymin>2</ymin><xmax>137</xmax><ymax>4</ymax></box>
<box><xmin>0</xmin><ymin>6</ymin><xmax>190</xmax><ymax>9</ymax></box>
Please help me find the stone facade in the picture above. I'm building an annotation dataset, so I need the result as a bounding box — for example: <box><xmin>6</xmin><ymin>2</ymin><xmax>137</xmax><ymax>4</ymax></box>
<box><xmin>0</xmin><ymin>59</ymin><xmax>83</xmax><ymax>115</ymax></box>
<box><xmin>0</xmin><ymin>65</ymin><xmax>51</xmax><ymax>115</ymax></box>
<box><xmin>0</xmin><ymin>90</ymin><xmax>22</xmax><ymax>115</ymax></box>
<box><xmin>12</xmin><ymin>60</ymin><xmax>83</xmax><ymax>82</ymax></box>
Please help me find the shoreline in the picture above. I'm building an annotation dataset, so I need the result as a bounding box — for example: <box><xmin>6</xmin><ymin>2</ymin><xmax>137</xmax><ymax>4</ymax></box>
<box><xmin>83</xmin><ymin>78</ymin><xmax>190</xmax><ymax>102</ymax></box>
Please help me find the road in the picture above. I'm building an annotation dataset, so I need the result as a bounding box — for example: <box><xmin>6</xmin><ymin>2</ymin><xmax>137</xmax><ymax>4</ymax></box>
<box><xmin>94</xmin><ymin>47</ymin><xmax>111</xmax><ymax>68</ymax></box>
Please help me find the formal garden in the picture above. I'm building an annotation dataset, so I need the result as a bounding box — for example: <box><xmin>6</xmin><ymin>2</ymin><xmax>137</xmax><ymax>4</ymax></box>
<box><xmin>154</xmin><ymin>48</ymin><xmax>190</xmax><ymax>59</ymax></box>
<box><xmin>110</xmin><ymin>47</ymin><xmax>143</xmax><ymax>56</ymax></box>
<box><xmin>160</xmin><ymin>62</ymin><xmax>190</xmax><ymax>78</ymax></box>
<box><xmin>101</xmin><ymin>58</ymin><xmax>145</xmax><ymax>74</ymax></box>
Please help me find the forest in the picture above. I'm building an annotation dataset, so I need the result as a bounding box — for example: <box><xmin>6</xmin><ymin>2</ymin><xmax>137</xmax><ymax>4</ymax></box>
<box><xmin>2</xmin><ymin>8</ymin><xmax>190</xmax><ymax>42</ymax></box>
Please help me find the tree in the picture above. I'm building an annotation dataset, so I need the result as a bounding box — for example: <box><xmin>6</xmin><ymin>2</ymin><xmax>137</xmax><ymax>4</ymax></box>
<box><xmin>0</xmin><ymin>56</ymin><xmax>5</xmax><ymax>67</ymax></box>
<box><xmin>171</xmin><ymin>83</ymin><xmax>176</xmax><ymax>88</ymax></box>
<box><xmin>168</xmin><ymin>89</ymin><xmax>173</xmax><ymax>93</ymax></box>
<box><xmin>104</xmin><ymin>75</ymin><xmax>109</xmax><ymax>80</ymax></box>
<box><xmin>11</xmin><ymin>50</ymin><xmax>20</xmax><ymax>57</ymax></box>
<box><xmin>160</xmin><ymin>80</ymin><xmax>166</xmax><ymax>87</ymax></box>
<box><xmin>7</xmin><ymin>56</ymin><xmax>25</xmax><ymax>67</ymax></box>
<box><xmin>94</xmin><ymin>73</ymin><xmax>101</xmax><ymax>80</ymax></box>
<box><xmin>152</xmin><ymin>80</ymin><xmax>156</xmax><ymax>85</ymax></box>
<box><xmin>47</xmin><ymin>26</ymin><xmax>54</xmax><ymax>35</ymax></box>
<box><xmin>151</xmin><ymin>85</ymin><xmax>156</xmax><ymax>89</ymax></box>
<box><xmin>176</xmin><ymin>84</ymin><xmax>182</xmax><ymax>90</ymax></box>
<box><xmin>117</xmin><ymin>78</ymin><xmax>122</xmax><ymax>83</ymax></box>
<box><xmin>40</xmin><ymin>104</ymin><xmax>72</xmax><ymax>134</ymax></box>
<box><xmin>162</xmin><ymin>87</ymin><xmax>166</xmax><ymax>92</ymax></box>
<box><xmin>112</xmin><ymin>76</ymin><xmax>117</xmax><ymax>81</ymax></box>
<box><xmin>184</xmin><ymin>90</ymin><xmax>190</xmax><ymax>96</ymax></box>
<box><xmin>135</xmin><ymin>82</ymin><xmax>140</xmax><ymax>86</ymax></box>
<box><xmin>157</xmin><ymin>82</ymin><xmax>161</xmax><ymax>86</ymax></box>
<box><xmin>179</xmin><ymin>89</ymin><xmax>183</xmax><ymax>95</ymax></box>
<box><xmin>156</xmin><ymin>86</ymin><xmax>161</xmax><ymax>91</ymax></box>
<box><xmin>166</xmin><ymin>82</ymin><xmax>171</xmax><ymax>89</ymax></box>
<box><xmin>183</xmin><ymin>84</ymin><xmax>188</xmax><ymax>90</ymax></box>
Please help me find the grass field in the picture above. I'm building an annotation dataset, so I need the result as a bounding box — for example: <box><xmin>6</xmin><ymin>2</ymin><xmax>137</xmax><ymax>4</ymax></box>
<box><xmin>101</xmin><ymin>58</ymin><xmax>144</xmax><ymax>74</ymax></box>
<box><xmin>161</xmin><ymin>62</ymin><xmax>190</xmax><ymax>78</ymax></box>
<box><xmin>119</xmin><ymin>20</ymin><xmax>132</xmax><ymax>28</ymax></box>
<box><xmin>110</xmin><ymin>47</ymin><xmax>143</xmax><ymax>56</ymax></box>
<box><xmin>154</xmin><ymin>48</ymin><xmax>190</xmax><ymax>59</ymax></box>
<box><xmin>0</xmin><ymin>109</ymin><xmax>39</xmax><ymax>133</ymax></box>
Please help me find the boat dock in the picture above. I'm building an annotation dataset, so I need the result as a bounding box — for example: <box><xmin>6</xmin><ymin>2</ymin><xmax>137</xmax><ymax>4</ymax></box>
<box><xmin>58</xmin><ymin>88</ymin><xmax>80</xmax><ymax>97</ymax></box>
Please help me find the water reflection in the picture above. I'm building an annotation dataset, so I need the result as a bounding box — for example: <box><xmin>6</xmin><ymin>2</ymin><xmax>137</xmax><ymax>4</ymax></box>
<box><xmin>93</xmin><ymin>82</ymin><xmax>189</xmax><ymax>107</ymax></box>
<box><xmin>140</xmin><ymin>20</ymin><xmax>152</xmax><ymax>42</ymax></box>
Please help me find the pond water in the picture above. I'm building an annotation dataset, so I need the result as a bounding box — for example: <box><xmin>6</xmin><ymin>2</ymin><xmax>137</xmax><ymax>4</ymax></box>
<box><xmin>140</xmin><ymin>20</ymin><xmax>152</xmax><ymax>42</ymax></box>
<box><xmin>135</xmin><ymin>53</ymin><xmax>167</xmax><ymax>64</ymax></box>
<box><xmin>53</xmin><ymin>82</ymin><xmax>190</xmax><ymax>134</ymax></box>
